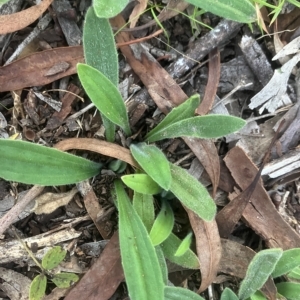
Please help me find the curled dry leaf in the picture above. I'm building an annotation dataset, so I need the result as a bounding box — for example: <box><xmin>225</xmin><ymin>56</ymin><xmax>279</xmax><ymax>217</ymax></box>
<box><xmin>129</xmin><ymin>0</ymin><xmax>148</xmax><ymax>29</ymax></box>
<box><xmin>32</xmin><ymin>187</ymin><xmax>78</xmax><ymax>215</ymax></box>
<box><xmin>0</xmin><ymin>0</ymin><xmax>54</xmax><ymax>34</ymax></box>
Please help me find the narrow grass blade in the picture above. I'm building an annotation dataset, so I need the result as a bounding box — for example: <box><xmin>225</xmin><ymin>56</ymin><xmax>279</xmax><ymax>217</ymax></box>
<box><xmin>115</xmin><ymin>180</ymin><xmax>164</xmax><ymax>300</ymax></box>
<box><xmin>161</xmin><ymin>233</ymin><xmax>200</xmax><ymax>269</ymax></box>
<box><xmin>185</xmin><ymin>0</ymin><xmax>256</xmax><ymax>23</ymax></box>
<box><xmin>122</xmin><ymin>174</ymin><xmax>162</xmax><ymax>195</ymax></box>
<box><xmin>77</xmin><ymin>63</ymin><xmax>131</xmax><ymax>135</ymax></box>
<box><xmin>145</xmin><ymin>94</ymin><xmax>200</xmax><ymax>140</ymax></box>
<box><xmin>146</xmin><ymin>115</ymin><xmax>246</xmax><ymax>143</ymax></box>
<box><xmin>0</xmin><ymin>140</ymin><xmax>101</xmax><ymax>185</ymax></box>
<box><xmin>164</xmin><ymin>286</ymin><xmax>205</xmax><ymax>300</ymax></box>
<box><xmin>150</xmin><ymin>200</ymin><xmax>174</xmax><ymax>246</ymax></box>
<box><xmin>130</xmin><ymin>143</ymin><xmax>171</xmax><ymax>190</ymax></box>
<box><xmin>170</xmin><ymin>163</ymin><xmax>216</xmax><ymax>221</ymax></box>
<box><xmin>238</xmin><ymin>248</ymin><xmax>283</xmax><ymax>300</ymax></box>
<box><xmin>133</xmin><ymin>191</ymin><xmax>155</xmax><ymax>232</ymax></box>
<box><xmin>272</xmin><ymin>248</ymin><xmax>300</xmax><ymax>278</ymax></box>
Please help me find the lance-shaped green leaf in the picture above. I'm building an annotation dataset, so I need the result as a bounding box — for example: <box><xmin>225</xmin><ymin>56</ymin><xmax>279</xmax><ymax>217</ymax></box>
<box><xmin>130</xmin><ymin>143</ymin><xmax>171</xmax><ymax>190</ymax></box>
<box><xmin>174</xmin><ymin>231</ymin><xmax>193</xmax><ymax>257</ymax></box>
<box><xmin>276</xmin><ymin>282</ymin><xmax>300</xmax><ymax>299</ymax></box>
<box><xmin>250</xmin><ymin>291</ymin><xmax>267</xmax><ymax>300</ymax></box>
<box><xmin>161</xmin><ymin>233</ymin><xmax>200</xmax><ymax>269</ymax></box>
<box><xmin>221</xmin><ymin>288</ymin><xmax>239</xmax><ymax>300</ymax></box>
<box><xmin>146</xmin><ymin>115</ymin><xmax>246</xmax><ymax>143</ymax></box>
<box><xmin>51</xmin><ymin>273</ymin><xmax>79</xmax><ymax>288</ymax></box>
<box><xmin>272</xmin><ymin>248</ymin><xmax>300</xmax><ymax>278</ymax></box>
<box><xmin>150</xmin><ymin>200</ymin><xmax>174</xmax><ymax>246</ymax></box>
<box><xmin>238</xmin><ymin>248</ymin><xmax>283</xmax><ymax>300</ymax></box>
<box><xmin>0</xmin><ymin>140</ymin><xmax>101</xmax><ymax>185</ymax></box>
<box><xmin>185</xmin><ymin>0</ymin><xmax>256</xmax><ymax>23</ymax></box>
<box><xmin>288</xmin><ymin>266</ymin><xmax>300</xmax><ymax>280</ymax></box>
<box><xmin>169</xmin><ymin>163</ymin><xmax>216</xmax><ymax>221</ymax></box>
<box><xmin>133</xmin><ymin>192</ymin><xmax>155</xmax><ymax>232</ymax></box>
<box><xmin>29</xmin><ymin>274</ymin><xmax>47</xmax><ymax>300</ymax></box>
<box><xmin>164</xmin><ymin>286</ymin><xmax>205</xmax><ymax>300</ymax></box>
<box><xmin>156</xmin><ymin>246</ymin><xmax>168</xmax><ymax>285</ymax></box>
<box><xmin>83</xmin><ymin>7</ymin><xmax>118</xmax><ymax>141</ymax></box>
<box><xmin>115</xmin><ymin>180</ymin><xmax>164</xmax><ymax>300</ymax></box>
<box><xmin>93</xmin><ymin>0</ymin><xmax>129</xmax><ymax>18</ymax></box>
<box><xmin>145</xmin><ymin>94</ymin><xmax>200</xmax><ymax>140</ymax></box>
<box><xmin>77</xmin><ymin>63</ymin><xmax>131</xmax><ymax>136</ymax></box>
<box><xmin>122</xmin><ymin>174</ymin><xmax>162</xmax><ymax>195</ymax></box>
<box><xmin>42</xmin><ymin>246</ymin><xmax>67</xmax><ymax>270</ymax></box>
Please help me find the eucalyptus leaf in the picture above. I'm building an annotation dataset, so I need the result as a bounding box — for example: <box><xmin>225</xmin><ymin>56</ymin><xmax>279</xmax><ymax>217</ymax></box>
<box><xmin>221</xmin><ymin>288</ymin><xmax>239</xmax><ymax>300</ymax></box>
<box><xmin>150</xmin><ymin>200</ymin><xmax>174</xmax><ymax>246</ymax></box>
<box><xmin>272</xmin><ymin>248</ymin><xmax>300</xmax><ymax>278</ymax></box>
<box><xmin>51</xmin><ymin>273</ymin><xmax>79</xmax><ymax>288</ymax></box>
<box><xmin>77</xmin><ymin>63</ymin><xmax>131</xmax><ymax>135</ymax></box>
<box><xmin>130</xmin><ymin>143</ymin><xmax>171</xmax><ymax>190</ymax></box>
<box><xmin>185</xmin><ymin>0</ymin><xmax>256</xmax><ymax>23</ymax></box>
<box><xmin>0</xmin><ymin>140</ymin><xmax>101</xmax><ymax>185</ymax></box>
<box><xmin>122</xmin><ymin>174</ymin><xmax>162</xmax><ymax>195</ymax></box>
<box><xmin>170</xmin><ymin>163</ymin><xmax>216</xmax><ymax>221</ymax></box>
<box><xmin>174</xmin><ymin>231</ymin><xmax>193</xmax><ymax>257</ymax></box>
<box><xmin>238</xmin><ymin>248</ymin><xmax>283</xmax><ymax>300</ymax></box>
<box><xmin>93</xmin><ymin>0</ymin><xmax>129</xmax><ymax>18</ymax></box>
<box><xmin>145</xmin><ymin>94</ymin><xmax>200</xmax><ymax>140</ymax></box>
<box><xmin>146</xmin><ymin>115</ymin><xmax>246</xmax><ymax>143</ymax></box>
<box><xmin>161</xmin><ymin>233</ymin><xmax>200</xmax><ymax>269</ymax></box>
<box><xmin>115</xmin><ymin>180</ymin><xmax>164</xmax><ymax>300</ymax></box>
<box><xmin>164</xmin><ymin>286</ymin><xmax>205</xmax><ymax>300</ymax></box>
<box><xmin>29</xmin><ymin>274</ymin><xmax>47</xmax><ymax>300</ymax></box>
<box><xmin>276</xmin><ymin>282</ymin><xmax>300</xmax><ymax>300</ymax></box>
<box><xmin>42</xmin><ymin>246</ymin><xmax>67</xmax><ymax>270</ymax></box>
<box><xmin>133</xmin><ymin>192</ymin><xmax>155</xmax><ymax>232</ymax></box>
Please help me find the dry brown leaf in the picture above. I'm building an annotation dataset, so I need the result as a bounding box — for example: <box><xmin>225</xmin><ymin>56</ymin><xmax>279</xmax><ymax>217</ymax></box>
<box><xmin>33</xmin><ymin>187</ymin><xmax>78</xmax><ymax>215</ymax></box>
<box><xmin>196</xmin><ymin>48</ymin><xmax>220</xmax><ymax>115</ymax></box>
<box><xmin>129</xmin><ymin>0</ymin><xmax>148</xmax><ymax>29</ymax></box>
<box><xmin>64</xmin><ymin>232</ymin><xmax>123</xmax><ymax>300</ymax></box>
<box><xmin>185</xmin><ymin>209</ymin><xmax>221</xmax><ymax>293</ymax></box>
<box><xmin>54</xmin><ymin>138</ymin><xmax>138</xmax><ymax>168</ymax></box>
<box><xmin>224</xmin><ymin>146</ymin><xmax>300</xmax><ymax>249</ymax></box>
<box><xmin>0</xmin><ymin>46</ymin><xmax>84</xmax><ymax>92</ymax></box>
<box><xmin>0</xmin><ymin>0</ymin><xmax>54</xmax><ymax>34</ymax></box>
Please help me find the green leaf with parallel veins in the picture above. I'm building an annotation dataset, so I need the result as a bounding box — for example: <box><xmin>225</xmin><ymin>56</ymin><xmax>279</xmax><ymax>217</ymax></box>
<box><xmin>150</xmin><ymin>200</ymin><xmax>174</xmax><ymax>246</ymax></box>
<box><xmin>276</xmin><ymin>282</ymin><xmax>300</xmax><ymax>299</ymax></box>
<box><xmin>272</xmin><ymin>248</ymin><xmax>300</xmax><ymax>278</ymax></box>
<box><xmin>145</xmin><ymin>94</ymin><xmax>200</xmax><ymax>140</ymax></box>
<box><xmin>115</xmin><ymin>180</ymin><xmax>164</xmax><ymax>300</ymax></box>
<box><xmin>29</xmin><ymin>274</ymin><xmax>47</xmax><ymax>300</ymax></box>
<box><xmin>130</xmin><ymin>143</ymin><xmax>171</xmax><ymax>190</ymax></box>
<box><xmin>221</xmin><ymin>288</ymin><xmax>239</xmax><ymax>300</ymax></box>
<box><xmin>184</xmin><ymin>0</ymin><xmax>256</xmax><ymax>23</ymax></box>
<box><xmin>42</xmin><ymin>246</ymin><xmax>66</xmax><ymax>270</ymax></box>
<box><xmin>133</xmin><ymin>192</ymin><xmax>155</xmax><ymax>233</ymax></box>
<box><xmin>155</xmin><ymin>246</ymin><xmax>168</xmax><ymax>285</ymax></box>
<box><xmin>169</xmin><ymin>163</ymin><xmax>216</xmax><ymax>221</ymax></box>
<box><xmin>122</xmin><ymin>174</ymin><xmax>162</xmax><ymax>195</ymax></box>
<box><xmin>161</xmin><ymin>233</ymin><xmax>200</xmax><ymax>269</ymax></box>
<box><xmin>288</xmin><ymin>266</ymin><xmax>300</xmax><ymax>280</ymax></box>
<box><xmin>174</xmin><ymin>231</ymin><xmax>193</xmax><ymax>257</ymax></box>
<box><xmin>0</xmin><ymin>140</ymin><xmax>101</xmax><ymax>185</ymax></box>
<box><xmin>51</xmin><ymin>273</ymin><xmax>79</xmax><ymax>288</ymax></box>
<box><xmin>146</xmin><ymin>115</ymin><xmax>246</xmax><ymax>143</ymax></box>
<box><xmin>93</xmin><ymin>0</ymin><xmax>129</xmax><ymax>18</ymax></box>
<box><xmin>77</xmin><ymin>63</ymin><xmax>131</xmax><ymax>136</ymax></box>
<box><xmin>164</xmin><ymin>286</ymin><xmax>205</xmax><ymax>300</ymax></box>
<box><xmin>238</xmin><ymin>248</ymin><xmax>283</xmax><ymax>300</ymax></box>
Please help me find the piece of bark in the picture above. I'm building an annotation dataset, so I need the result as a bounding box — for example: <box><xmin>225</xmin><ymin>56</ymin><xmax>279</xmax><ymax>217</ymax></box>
<box><xmin>224</xmin><ymin>146</ymin><xmax>300</xmax><ymax>249</ymax></box>
<box><xmin>239</xmin><ymin>35</ymin><xmax>273</xmax><ymax>87</ymax></box>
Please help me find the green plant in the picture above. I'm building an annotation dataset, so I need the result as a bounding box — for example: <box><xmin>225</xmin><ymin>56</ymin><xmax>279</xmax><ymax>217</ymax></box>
<box><xmin>5</xmin><ymin>0</ymin><xmax>300</xmax><ymax>299</ymax></box>
<box><xmin>29</xmin><ymin>246</ymin><xmax>79</xmax><ymax>300</ymax></box>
